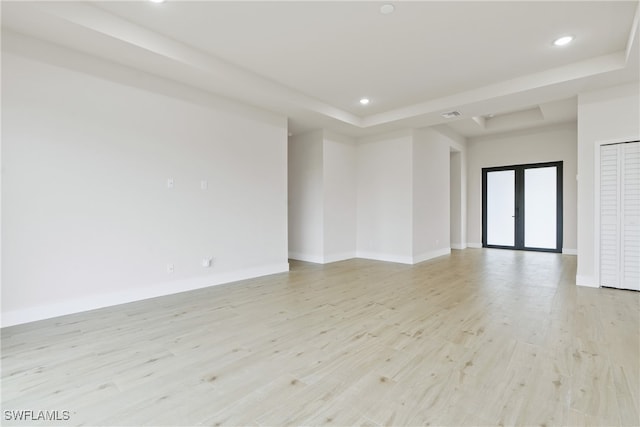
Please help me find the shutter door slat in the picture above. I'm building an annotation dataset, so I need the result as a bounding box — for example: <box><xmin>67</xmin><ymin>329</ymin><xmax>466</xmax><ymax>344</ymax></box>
<box><xmin>622</xmin><ymin>142</ymin><xmax>640</xmax><ymax>290</ymax></box>
<box><xmin>600</xmin><ymin>145</ymin><xmax>619</xmax><ymax>287</ymax></box>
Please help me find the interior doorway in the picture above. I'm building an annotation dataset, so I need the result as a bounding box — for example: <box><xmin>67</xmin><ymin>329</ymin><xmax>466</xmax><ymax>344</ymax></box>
<box><xmin>450</xmin><ymin>150</ymin><xmax>464</xmax><ymax>249</ymax></box>
<box><xmin>482</xmin><ymin>161</ymin><xmax>563</xmax><ymax>252</ymax></box>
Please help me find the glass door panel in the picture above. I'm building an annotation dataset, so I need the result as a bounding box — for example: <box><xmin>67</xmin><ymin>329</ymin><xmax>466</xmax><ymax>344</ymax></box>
<box><xmin>486</xmin><ymin>170</ymin><xmax>515</xmax><ymax>246</ymax></box>
<box><xmin>524</xmin><ymin>167</ymin><xmax>557</xmax><ymax>249</ymax></box>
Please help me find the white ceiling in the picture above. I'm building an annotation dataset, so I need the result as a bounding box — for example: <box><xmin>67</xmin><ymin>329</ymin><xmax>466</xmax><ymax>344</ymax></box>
<box><xmin>2</xmin><ymin>1</ymin><xmax>639</xmax><ymax>138</ymax></box>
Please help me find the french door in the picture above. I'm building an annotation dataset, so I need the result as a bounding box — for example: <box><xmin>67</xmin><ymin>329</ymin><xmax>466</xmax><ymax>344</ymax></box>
<box><xmin>482</xmin><ymin>161</ymin><xmax>563</xmax><ymax>252</ymax></box>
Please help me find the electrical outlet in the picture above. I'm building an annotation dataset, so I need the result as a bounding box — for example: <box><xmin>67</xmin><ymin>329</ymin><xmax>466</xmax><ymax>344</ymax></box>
<box><xmin>167</xmin><ymin>263</ymin><xmax>174</xmax><ymax>273</ymax></box>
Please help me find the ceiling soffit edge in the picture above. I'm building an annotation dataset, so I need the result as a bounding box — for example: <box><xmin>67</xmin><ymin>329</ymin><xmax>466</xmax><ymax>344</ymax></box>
<box><xmin>6</xmin><ymin>1</ymin><xmax>639</xmax><ymax>134</ymax></box>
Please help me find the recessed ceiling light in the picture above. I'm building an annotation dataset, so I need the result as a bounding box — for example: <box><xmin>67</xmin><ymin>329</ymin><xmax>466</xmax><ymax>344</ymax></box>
<box><xmin>149</xmin><ymin>0</ymin><xmax>165</xmax><ymax>3</ymax></box>
<box><xmin>553</xmin><ymin>35</ymin><xmax>574</xmax><ymax>46</ymax></box>
<box><xmin>360</xmin><ymin>98</ymin><xmax>370</xmax><ymax>105</ymax></box>
<box><xmin>380</xmin><ymin>4</ymin><xmax>395</xmax><ymax>15</ymax></box>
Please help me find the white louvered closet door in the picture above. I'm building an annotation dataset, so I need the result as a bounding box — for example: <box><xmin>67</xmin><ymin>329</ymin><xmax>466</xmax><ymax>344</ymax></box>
<box><xmin>600</xmin><ymin>141</ymin><xmax>640</xmax><ymax>290</ymax></box>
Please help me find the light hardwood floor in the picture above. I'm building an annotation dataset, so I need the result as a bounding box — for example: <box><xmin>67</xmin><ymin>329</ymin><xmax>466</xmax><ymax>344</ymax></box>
<box><xmin>2</xmin><ymin>249</ymin><xmax>639</xmax><ymax>426</ymax></box>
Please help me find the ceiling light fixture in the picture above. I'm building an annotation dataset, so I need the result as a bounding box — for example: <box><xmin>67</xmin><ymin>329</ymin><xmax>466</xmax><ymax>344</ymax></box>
<box><xmin>149</xmin><ymin>0</ymin><xmax>165</xmax><ymax>3</ymax></box>
<box><xmin>380</xmin><ymin>4</ymin><xmax>395</xmax><ymax>15</ymax></box>
<box><xmin>360</xmin><ymin>98</ymin><xmax>370</xmax><ymax>105</ymax></box>
<box><xmin>553</xmin><ymin>35</ymin><xmax>574</xmax><ymax>46</ymax></box>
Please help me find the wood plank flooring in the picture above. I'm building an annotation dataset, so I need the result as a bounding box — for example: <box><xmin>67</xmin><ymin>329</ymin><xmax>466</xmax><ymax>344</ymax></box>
<box><xmin>2</xmin><ymin>249</ymin><xmax>639</xmax><ymax>426</ymax></box>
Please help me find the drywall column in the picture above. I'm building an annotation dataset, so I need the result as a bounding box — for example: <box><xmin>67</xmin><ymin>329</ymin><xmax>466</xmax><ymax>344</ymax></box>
<box><xmin>355</xmin><ymin>128</ymin><xmax>464</xmax><ymax>264</ymax></box>
<box><xmin>323</xmin><ymin>132</ymin><xmax>357</xmax><ymax>262</ymax></box>
<box><xmin>288</xmin><ymin>129</ymin><xmax>357</xmax><ymax>264</ymax></box>
<box><xmin>356</xmin><ymin>131</ymin><xmax>414</xmax><ymax>263</ymax></box>
<box><xmin>288</xmin><ymin>130</ymin><xmax>324</xmax><ymax>262</ymax></box>
<box><xmin>412</xmin><ymin>128</ymin><xmax>452</xmax><ymax>262</ymax></box>
<box><xmin>576</xmin><ymin>83</ymin><xmax>640</xmax><ymax>286</ymax></box>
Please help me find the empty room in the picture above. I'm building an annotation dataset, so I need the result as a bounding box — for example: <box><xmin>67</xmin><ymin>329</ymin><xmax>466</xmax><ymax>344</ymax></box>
<box><xmin>1</xmin><ymin>1</ymin><xmax>639</xmax><ymax>426</ymax></box>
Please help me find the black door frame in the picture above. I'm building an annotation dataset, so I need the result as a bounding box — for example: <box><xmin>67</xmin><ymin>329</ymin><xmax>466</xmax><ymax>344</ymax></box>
<box><xmin>482</xmin><ymin>161</ymin><xmax>563</xmax><ymax>253</ymax></box>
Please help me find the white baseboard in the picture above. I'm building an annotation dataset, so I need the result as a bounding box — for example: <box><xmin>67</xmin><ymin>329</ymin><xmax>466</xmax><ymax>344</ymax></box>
<box><xmin>323</xmin><ymin>252</ymin><xmax>357</xmax><ymax>264</ymax></box>
<box><xmin>356</xmin><ymin>249</ymin><xmax>451</xmax><ymax>265</ymax></box>
<box><xmin>562</xmin><ymin>248</ymin><xmax>578</xmax><ymax>255</ymax></box>
<box><xmin>451</xmin><ymin>243</ymin><xmax>467</xmax><ymax>250</ymax></box>
<box><xmin>1</xmin><ymin>262</ymin><xmax>290</xmax><ymax>327</ymax></box>
<box><xmin>288</xmin><ymin>252</ymin><xmax>324</xmax><ymax>264</ymax></box>
<box><xmin>288</xmin><ymin>252</ymin><xmax>355</xmax><ymax>264</ymax></box>
<box><xmin>467</xmin><ymin>242</ymin><xmax>483</xmax><ymax>248</ymax></box>
<box><xmin>356</xmin><ymin>251</ymin><xmax>414</xmax><ymax>265</ymax></box>
<box><xmin>576</xmin><ymin>275</ymin><xmax>599</xmax><ymax>288</ymax></box>
<box><xmin>413</xmin><ymin>248</ymin><xmax>451</xmax><ymax>264</ymax></box>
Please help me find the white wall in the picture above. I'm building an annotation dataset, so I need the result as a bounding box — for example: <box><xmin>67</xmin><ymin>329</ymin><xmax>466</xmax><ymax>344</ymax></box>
<box><xmin>2</xmin><ymin>45</ymin><xmax>289</xmax><ymax>326</ymax></box>
<box><xmin>412</xmin><ymin>128</ymin><xmax>452</xmax><ymax>262</ymax></box>
<box><xmin>467</xmin><ymin>123</ymin><xmax>578</xmax><ymax>252</ymax></box>
<box><xmin>288</xmin><ymin>130</ymin><xmax>324</xmax><ymax>262</ymax></box>
<box><xmin>288</xmin><ymin>130</ymin><xmax>356</xmax><ymax>264</ymax></box>
<box><xmin>323</xmin><ymin>131</ymin><xmax>357</xmax><ymax>262</ymax></box>
<box><xmin>576</xmin><ymin>83</ymin><xmax>640</xmax><ymax>287</ymax></box>
<box><xmin>356</xmin><ymin>131</ymin><xmax>413</xmax><ymax>263</ymax></box>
